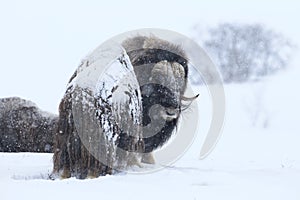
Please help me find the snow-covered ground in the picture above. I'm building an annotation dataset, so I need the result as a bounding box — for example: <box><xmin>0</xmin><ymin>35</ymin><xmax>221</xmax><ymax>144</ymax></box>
<box><xmin>1</xmin><ymin>64</ymin><xmax>300</xmax><ymax>200</ymax></box>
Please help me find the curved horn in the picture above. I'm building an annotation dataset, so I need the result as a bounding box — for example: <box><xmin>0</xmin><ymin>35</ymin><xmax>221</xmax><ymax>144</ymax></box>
<box><xmin>181</xmin><ymin>94</ymin><xmax>199</xmax><ymax>101</ymax></box>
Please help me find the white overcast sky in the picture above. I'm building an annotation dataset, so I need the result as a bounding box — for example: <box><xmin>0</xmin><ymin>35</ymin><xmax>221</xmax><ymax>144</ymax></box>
<box><xmin>0</xmin><ymin>0</ymin><xmax>299</xmax><ymax>113</ymax></box>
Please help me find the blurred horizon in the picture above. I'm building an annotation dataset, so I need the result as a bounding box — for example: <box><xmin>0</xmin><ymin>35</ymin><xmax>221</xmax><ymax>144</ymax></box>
<box><xmin>0</xmin><ymin>0</ymin><xmax>299</xmax><ymax>113</ymax></box>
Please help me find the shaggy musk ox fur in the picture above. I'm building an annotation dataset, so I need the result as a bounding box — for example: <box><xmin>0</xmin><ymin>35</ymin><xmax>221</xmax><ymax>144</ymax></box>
<box><xmin>0</xmin><ymin>97</ymin><xmax>57</xmax><ymax>153</ymax></box>
<box><xmin>52</xmin><ymin>36</ymin><xmax>191</xmax><ymax>179</ymax></box>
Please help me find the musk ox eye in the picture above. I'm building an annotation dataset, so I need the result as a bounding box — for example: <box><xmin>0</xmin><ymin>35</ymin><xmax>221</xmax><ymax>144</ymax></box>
<box><xmin>163</xmin><ymin>107</ymin><xmax>180</xmax><ymax>121</ymax></box>
<box><xmin>166</xmin><ymin>109</ymin><xmax>177</xmax><ymax>116</ymax></box>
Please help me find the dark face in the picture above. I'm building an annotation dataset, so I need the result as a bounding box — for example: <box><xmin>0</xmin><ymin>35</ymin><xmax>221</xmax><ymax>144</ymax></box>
<box><xmin>125</xmin><ymin>48</ymin><xmax>188</xmax><ymax>153</ymax></box>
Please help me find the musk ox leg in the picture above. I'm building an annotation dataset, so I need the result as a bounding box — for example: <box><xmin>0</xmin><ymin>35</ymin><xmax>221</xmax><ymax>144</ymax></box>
<box><xmin>52</xmin><ymin>91</ymin><xmax>72</xmax><ymax>179</ymax></box>
<box><xmin>52</xmin><ymin>88</ymin><xmax>114</xmax><ymax>179</ymax></box>
<box><xmin>141</xmin><ymin>153</ymin><xmax>155</xmax><ymax>164</ymax></box>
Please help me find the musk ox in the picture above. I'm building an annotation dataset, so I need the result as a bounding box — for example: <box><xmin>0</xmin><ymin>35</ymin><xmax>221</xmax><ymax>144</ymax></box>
<box><xmin>51</xmin><ymin>36</ymin><xmax>196</xmax><ymax>179</ymax></box>
<box><xmin>0</xmin><ymin>97</ymin><xmax>57</xmax><ymax>153</ymax></box>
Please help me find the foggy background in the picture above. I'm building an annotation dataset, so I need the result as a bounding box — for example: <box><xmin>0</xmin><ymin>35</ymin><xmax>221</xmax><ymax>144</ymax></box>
<box><xmin>0</xmin><ymin>0</ymin><xmax>299</xmax><ymax>113</ymax></box>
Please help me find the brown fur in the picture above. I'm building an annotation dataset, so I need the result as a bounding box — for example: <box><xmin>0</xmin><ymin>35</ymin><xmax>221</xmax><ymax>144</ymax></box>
<box><xmin>52</xmin><ymin>36</ymin><xmax>189</xmax><ymax>179</ymax></box>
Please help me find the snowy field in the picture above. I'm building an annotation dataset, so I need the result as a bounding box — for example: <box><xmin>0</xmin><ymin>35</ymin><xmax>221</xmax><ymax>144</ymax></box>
<box><xmin>1</xmin><ymin>63</ymin><xmax>300</xmax><ymax>200</ymax></box>
<box><xmin>1</xmin><ymin>1</ymin><xmax>299</xmax><ymax>199</ymax></box>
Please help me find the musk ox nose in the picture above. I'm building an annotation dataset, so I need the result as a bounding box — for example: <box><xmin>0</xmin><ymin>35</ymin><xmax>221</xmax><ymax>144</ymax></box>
<box><xmin>140</xmin><ymin>83</ymin><xmax>180</xmax><ymax>126</ymax></box>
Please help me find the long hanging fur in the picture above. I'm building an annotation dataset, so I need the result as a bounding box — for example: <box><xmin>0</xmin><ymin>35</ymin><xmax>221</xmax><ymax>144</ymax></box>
<box><xmin>52</xmin><ymin>36</ymin><xmax>190</xmax><ymax>179</ymax></box>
